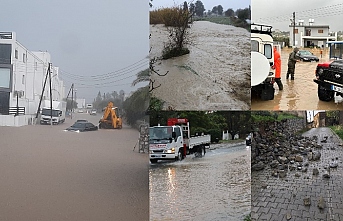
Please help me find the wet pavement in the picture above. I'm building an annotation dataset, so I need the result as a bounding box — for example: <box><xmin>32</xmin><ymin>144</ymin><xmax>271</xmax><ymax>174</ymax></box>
<box><xmin>252</xmin><ymin>48</ymin><xmax>343</xmax><ymax>110</ymax></box>
<box><xmin>0</xmin><ymin>113</ymin><xmax>149</xmax><ymax>221</ymax></box>
<box><xmin>149</xmin><ymin>143</ymin><xmax>251</xmax><ymax>221</ymax></box>
<box><xmin>251</xmin><ymin>127</ymin><xmax>343</xmax><ymax>221</ymax></box>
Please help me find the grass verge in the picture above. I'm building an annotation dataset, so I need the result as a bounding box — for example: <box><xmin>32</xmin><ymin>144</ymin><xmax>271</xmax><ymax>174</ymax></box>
<box><xmin>329</xmin><ymin>125</ymin><xmax>343</xmax><ymax>140</ymax></box>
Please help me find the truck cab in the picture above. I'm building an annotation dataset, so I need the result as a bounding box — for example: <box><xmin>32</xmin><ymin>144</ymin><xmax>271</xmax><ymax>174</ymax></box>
<box><xmin>40</xmin><ymin>100</ymin><xmax>66</xmax><ymax>125</ymax></box>
<box><xmin>149</xmin><ymin>125</ymin><xmax>183</xmax><ymax>163</ymax></box>
<box><xmin>251</xmin><ymin>24</ymin><xmax>275</xmax><ymax>100</ymax></box>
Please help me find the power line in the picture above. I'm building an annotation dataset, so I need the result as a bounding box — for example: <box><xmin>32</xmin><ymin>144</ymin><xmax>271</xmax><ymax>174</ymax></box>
<box><xmin>254</xmin><ymin>3</ymin><xmax>343</xmax><ymax>24</ymax></box>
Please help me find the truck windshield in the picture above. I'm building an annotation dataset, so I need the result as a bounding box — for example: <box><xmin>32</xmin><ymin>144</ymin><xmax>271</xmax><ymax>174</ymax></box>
<box><xmin>42</xmin><ymin>109</ymin><xmax>60</xmax><ymax>117</ymax></box>
<box><xmin>149</xmin><ymin>127</ymin><xmax>173</xmax><ymax>140</ymax></box>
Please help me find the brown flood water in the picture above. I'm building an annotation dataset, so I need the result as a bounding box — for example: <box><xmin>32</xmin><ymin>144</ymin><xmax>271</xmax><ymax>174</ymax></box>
<box><xmin>252</xmin><ymin>48</ymin><xmax>343</xmax><ymax>110</ymax></box>
<box><xmin>150</xmin><ymin>21</ymin><xmax>250</xmax><ymax>110</ymax></box>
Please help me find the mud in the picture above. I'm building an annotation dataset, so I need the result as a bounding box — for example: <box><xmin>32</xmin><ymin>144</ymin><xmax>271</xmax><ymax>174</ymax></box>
<box><xmin>252</xmin><ymin>48</ymin><xmax>343</xmax><ymax>110</ymax></box>
<box><xmin>150</xmin><ymin>21</ymin><xmax>250</xmax><ymax>110</ymax></box>
<box><xmin>0</xmin><ymin>114</ymin><xmax>148</xmax><ymax>221</ymax></box>
<box><xmin>149</xmin><ymin>144</ymin><xmax>251</xmax><ymax>220</ymax></box>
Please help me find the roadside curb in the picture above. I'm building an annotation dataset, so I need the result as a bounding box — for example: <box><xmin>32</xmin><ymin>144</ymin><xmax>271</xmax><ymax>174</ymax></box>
<box><xmin>209</xmin><ymin>141</ymin><xmax>245</xmax><ymax>150</ymax></box>
<box><xmin>329</xmin><ymin>127</ymin><xmax>343</xmax><ymax>145</ymax></box>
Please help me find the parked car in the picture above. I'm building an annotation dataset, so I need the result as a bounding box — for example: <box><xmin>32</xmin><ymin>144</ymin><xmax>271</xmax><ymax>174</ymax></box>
<box><xmin>246</xmin><ymin>133</ymin><xmax>252</xmax><ymax>147</ymax></box>
<box><xmin>76</xmin><ymin>119</ymin><xmax>88</xmax><ymax>122</ymax></box>
<box><xmin>65</xmin><ymin>121</ymin><xmax>98</xmax><ymax>132</ymax></box>
<box><xmin>90</xmin><ymin>109</ymin><xmax>97</xmax><ymax>115</ymax></box>
<box><xmin>297</xmin><ymin>50</ymin><xmax>319</xmax><ymax>62</ymax></box>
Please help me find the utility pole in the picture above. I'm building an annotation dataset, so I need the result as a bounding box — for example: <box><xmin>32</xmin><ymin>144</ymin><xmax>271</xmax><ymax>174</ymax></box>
<box><xmin>49</xmin><ymin>63</ymin><xmax>53</xmax><ymax>126</ymax></box>
<box><xmin>71</xmin><ymin>84</ymin><xmax>74</xmax><ymax>119</ymax></box>
<box><xmin>35</xmin><ymin>63</ymin><xmax>50</xmax><ymax>121</ymax></box>
<box><xmin>293</xmin><ymin>12</ymin><xmax>296</xmax><ymax>47</ymax></box>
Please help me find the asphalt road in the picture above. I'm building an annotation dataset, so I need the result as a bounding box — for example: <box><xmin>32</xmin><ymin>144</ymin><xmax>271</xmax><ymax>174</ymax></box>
<box><xmin>0</xmin><ymin>113</ymin><xmax>148</xmax><ymax>221</ymax></box>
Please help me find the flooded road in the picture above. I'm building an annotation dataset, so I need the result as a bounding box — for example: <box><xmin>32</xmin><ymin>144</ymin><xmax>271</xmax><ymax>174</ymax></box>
<box><xmin>252</xmin><ymin>48</ymin><xmax>343</xmax><ymax>110</ymax></box>
<box><xmin>149</xmin><ymin>144</ymin><xmax>251</xmax><ymax>221</ymax></box>
<box><xmin>0</xmin><ymin>114</ymin><xmax>148</xmax><ymax>221</ymax></box>
<box><xmin>150</xmin><ymin>21</ymin><xmax>250</xmax><ymax>110</ymax></box>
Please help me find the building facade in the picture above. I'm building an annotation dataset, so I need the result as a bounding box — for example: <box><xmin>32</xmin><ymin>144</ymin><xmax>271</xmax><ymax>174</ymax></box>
<box><xmin>289</xmin><ymin>19</ymin><xmax>337</xmax><ymax>48</ymax></box>
<box><xmin>0</xmin><ymin>32</ymin><xmax>65</xmax><ymax>125</ymax></box>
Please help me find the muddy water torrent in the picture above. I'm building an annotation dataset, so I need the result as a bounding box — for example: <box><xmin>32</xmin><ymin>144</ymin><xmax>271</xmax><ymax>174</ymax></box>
<box><xmin>252</xmin><ymin>48</ymin><xmax>343</xmax><ymax>110</ymax></box>
<box><xmin>150</xmin><ymin>21</ymin><xmax>250</xmax><ymax>110</ymax></box>
<box><xmin>149</xmin><ymin>145</ymin><xmax>251</xmax><ymax>221</ymax></box>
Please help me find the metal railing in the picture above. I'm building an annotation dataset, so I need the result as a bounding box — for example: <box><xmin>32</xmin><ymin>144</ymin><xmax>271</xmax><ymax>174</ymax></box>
<box><xmin>0</xmin><ymin>106</ymin><xmax>25</xmax><ymax>115</ymax></box>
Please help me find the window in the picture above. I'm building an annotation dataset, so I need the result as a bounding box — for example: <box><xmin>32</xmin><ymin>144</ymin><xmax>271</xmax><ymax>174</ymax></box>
<box><xmin>15</xmin><ymin>50</ymin><xmax>18</xmax><ymax>59</ymax></box>
<box><xmin>23</xmin><ymin>53</ymin><xmax>25</xmax><ymax>63</ymax></box>
<box><xmin>0</xmin><ymin>44</ymin><xmax>12</xmax><ymax>64</ymax></box>
<box><xmin>318</xmin><ymin>29</ymin><xmax>323</xmax><ymax>33</ymax></box>
<box><xmin>251</xmin><ymin>40</ymin><xmax>259</xmax><ymax>52</ymax></box>
<box><xmin>294</xmin><ymin>29</ymin><xmax>298</xmax><ymax>34</ymax></box>
<box><xmin>264</xmin><ymin>44</ymin><xmax>272</xmax><ymax>59</ymax></box>
<box><xmin>174</xmin><ymin>127</ymin><xmax>181</xmax><ymax>139</ymax></box>
<box><xmin>22</xmin><ymin>75</ymin><xmax>25</xmax><ymax>84</ymax></box>
<box><xmin>0</xmin><ymin>67</ymin><xmax>11</xmax><ymax>88</ymax></box>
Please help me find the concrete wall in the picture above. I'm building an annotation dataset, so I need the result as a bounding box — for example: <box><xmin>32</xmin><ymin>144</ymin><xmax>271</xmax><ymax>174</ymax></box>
<box><xmin>0</xmin><ymin>115</ymin><xmax>34</xmax><ymax>127</ymax></box>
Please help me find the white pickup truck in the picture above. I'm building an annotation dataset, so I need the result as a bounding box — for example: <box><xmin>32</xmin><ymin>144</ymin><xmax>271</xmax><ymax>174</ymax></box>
<box><xmin>149</xmin><ymin>120</ymin><xmax>211</xmax><ymax>163</ymax></box>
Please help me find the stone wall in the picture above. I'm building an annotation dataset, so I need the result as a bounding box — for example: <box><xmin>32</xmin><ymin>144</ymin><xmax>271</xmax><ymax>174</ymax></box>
<box><xmin>251</xmin><ymin>118</ymin><xmax>309</xmax><ymax>170</ymax></box>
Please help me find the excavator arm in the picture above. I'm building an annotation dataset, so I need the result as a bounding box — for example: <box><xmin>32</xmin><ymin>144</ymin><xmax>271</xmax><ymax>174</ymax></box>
<box><xmin>99</xmin><ymin>102</ymin><xmax>122</xmax><ymax>129</ymax></box>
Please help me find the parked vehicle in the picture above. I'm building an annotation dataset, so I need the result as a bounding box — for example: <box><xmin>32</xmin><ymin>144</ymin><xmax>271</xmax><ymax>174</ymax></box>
<box><xmin>149</xmin><ymin>118</ymin><xmax>211</xmax><ymax>163</ymax></box>
<box><xmin>99</xmin><ymin>102</ymin><xmax>122</xmax><ymax>129</ymax></box>
<box><xmin>90</xmin><ymin>109</ymin><xmax>97</xmax><ymax>115</ymax></box>
<box><xmin>76</xmin><ymin>119</ymin><xmax>88</xmax><ymax>122</ymax></box>
<box><xmin>65</xmin><ymin>121</ymin><xmax>98</xmax><ymax>132</ymax></box>
<box><xmin>40</xmin><ymin>100</ymin><xmax>67</xmax><ymax>125</ymax></box>
<box><xmin>251</xmin><ymin>24</ymin><xmax>275</xmax><ymax>100</ymax></box>
<box><xmin>314</xmin><ymin>60</ymin><xmax>343</xmax><ymax>101</ymax></box>
<box><xmin>297</xmin><ymin>50</ymin><xmax>319</xmax><ymax>62</ymax></box>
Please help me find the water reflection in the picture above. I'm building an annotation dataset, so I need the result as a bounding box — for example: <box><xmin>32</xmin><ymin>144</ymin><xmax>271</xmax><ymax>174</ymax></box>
<box><xmin>149</xmin><ymin>145</ymin><xmax>251</xmax><ymax>221</ymax></box>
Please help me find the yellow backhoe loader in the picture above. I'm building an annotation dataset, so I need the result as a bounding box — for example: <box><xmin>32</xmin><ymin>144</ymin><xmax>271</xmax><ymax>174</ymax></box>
<box><xmin>99</xmin><ymin>102</ymin><xmax>122</xmax><ymax>129</ymax></box>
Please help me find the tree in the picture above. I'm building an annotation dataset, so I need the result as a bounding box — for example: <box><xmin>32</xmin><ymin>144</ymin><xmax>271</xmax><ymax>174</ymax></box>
<box><xmin>122</xmin><ymin>86</ymin><xmax>149</xmax><ymax>126</ymax></box>
<box><xmin>211</xmin><ymin>6</ymin><xmax>218</xmax><ymax>15</ymax></box>
<box><xmin>236</xmin><ymin>8</ymin><xmax>250</xmax><ymax>20</ymax></box>
<box><xmin>161</xmin><ymin>4</ymin><xmax>193</xmax><ymax>59</ymax></box>
<box><xmin>225</xmin><ymin>8</ymin><xmax>235</xmax><ymax>17</ymax></box>
<box><xmin>194</xmin><ymin>0</ymin><xmax>205</xmax><ymax>17</ymax></box>
<box><xmin>132</xmin><ymin>68</ymin><xmax>149</xmax><ymax>86</ymax></box>
<box><xmin>217</xmin><ymin>5</ymin><xmax>223</xmax><ymax>15</ymax></box>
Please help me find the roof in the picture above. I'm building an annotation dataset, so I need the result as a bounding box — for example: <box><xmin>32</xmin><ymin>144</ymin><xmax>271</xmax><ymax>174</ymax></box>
<box><xmin>289</xmin><ymin>25</ymin><xmax>330</xmax><ymax>28</ymax></box>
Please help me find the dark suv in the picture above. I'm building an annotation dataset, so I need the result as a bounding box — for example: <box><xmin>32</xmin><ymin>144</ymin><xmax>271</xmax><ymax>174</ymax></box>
<box><xmin>314</xmin><ymin>60</ymin><xmax>343</xmax><ymax>101</ymax></box>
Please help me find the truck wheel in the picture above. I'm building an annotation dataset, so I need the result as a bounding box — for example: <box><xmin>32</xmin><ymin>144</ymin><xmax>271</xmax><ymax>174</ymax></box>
<box><xmin>261</xmin><ymin>85</ymin><xmax>275</xmax><ymax>100</ymax></box>
<box><xmin>175</xmin><ymin>150</ymin><xmax>182</xmax><ymax>161</ymax></box>
<box><xmin>318</xmin><ymin>85</ymin><xmax>333</xmax><ymax>101</ymax></box>
<box><xmin>150</xmin><ymin>159</ymin><xmax>158</xmax><ymax>164</ymax></box>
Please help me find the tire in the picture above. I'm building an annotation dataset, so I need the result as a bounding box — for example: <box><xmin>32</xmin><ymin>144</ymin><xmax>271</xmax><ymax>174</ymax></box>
<box><xmin>150</xmin><ymin>159</ymin><xmax>158</xmax><ymax>164</ymax></box>
<box><xmin>175</xmin><ymin>150</ymin><xmax>182</xmax><ymax>161</ymax></box>
<box><xmin>318</xmin><ymin>85</ymin><xmax>334</xmax><ymax>101</ymax></box>
<box><xmin>261</xmin><ymin>85</ymin><xmax>275</xmax><ymax>100</ymax></box>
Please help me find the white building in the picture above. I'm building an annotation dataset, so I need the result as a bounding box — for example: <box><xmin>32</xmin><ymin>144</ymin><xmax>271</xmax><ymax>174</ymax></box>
<box><xmin>76</xmin><ymin>98</ymin><xmax>86</xmax><ymax>109</ymax></box>
<box><xmin>289</xmin><ymin>19</ymin><xmax>337</xmax><ymax>48</ymax></box>
<box><xmin>0</xmin><ymin>32</ymin><xmax>65</xmax><ymax>126</ymax></box>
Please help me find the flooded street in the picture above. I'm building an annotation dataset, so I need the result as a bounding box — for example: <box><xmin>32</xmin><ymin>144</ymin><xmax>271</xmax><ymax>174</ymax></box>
<box><xmin>150</xmin><ymin>21</ymin><xmax>250</xmax><ymax>110</ymax></box>
<box><xmin>149</xmin><ymin>144</ymin><xmax>251</xmax><ymax>221</ymax></box>
<box><xmin>0</xmin><ymin>114</ymin><xmax>148</xmax><ymax>221</ymax></box>
<box><xmin>252</xmin><ymin>48</ymin><xmax>343</xmax><ymax>110</ymax></box>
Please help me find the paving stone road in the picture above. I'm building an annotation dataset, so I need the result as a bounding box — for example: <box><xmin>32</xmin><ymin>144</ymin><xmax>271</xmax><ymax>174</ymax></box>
<box><xmin>252</xmin><ymin>127</ymin><xmax>343</xmax><ymax>221</ymax></box>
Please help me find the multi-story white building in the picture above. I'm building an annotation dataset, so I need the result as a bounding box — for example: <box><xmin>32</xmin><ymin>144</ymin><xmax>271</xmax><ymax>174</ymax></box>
<box><xmin>0</xmin><ymin>32</ymin><xmax>65</xmax><ymax>126</ymax></box>
<box><xmin>289</xmin><ymin>19</ymin><xmax>337</xmax><ymax>48</ymax></box>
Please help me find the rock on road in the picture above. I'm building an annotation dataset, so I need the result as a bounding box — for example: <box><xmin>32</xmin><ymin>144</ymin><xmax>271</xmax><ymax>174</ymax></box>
<box><xmin>0</xmin><ymin>114</ymin><xmax>148</xmax><ymax>221</ymax></box>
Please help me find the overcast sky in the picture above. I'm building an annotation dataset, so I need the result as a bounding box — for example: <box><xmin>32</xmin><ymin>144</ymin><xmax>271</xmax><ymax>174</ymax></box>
<box><xmin>1</xmin><ymin>0</ymin><xmax>149</xmax><ymax>103</ymax></box>
<box><xmin>252</xmin><ymin>0</ymin><xmax>343</xmax><ymax>32</ymax></box>
<box><xmin>151</xmin><ymin>0</ymin><xmax>250</xmax><ymax>12</ymax></box>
